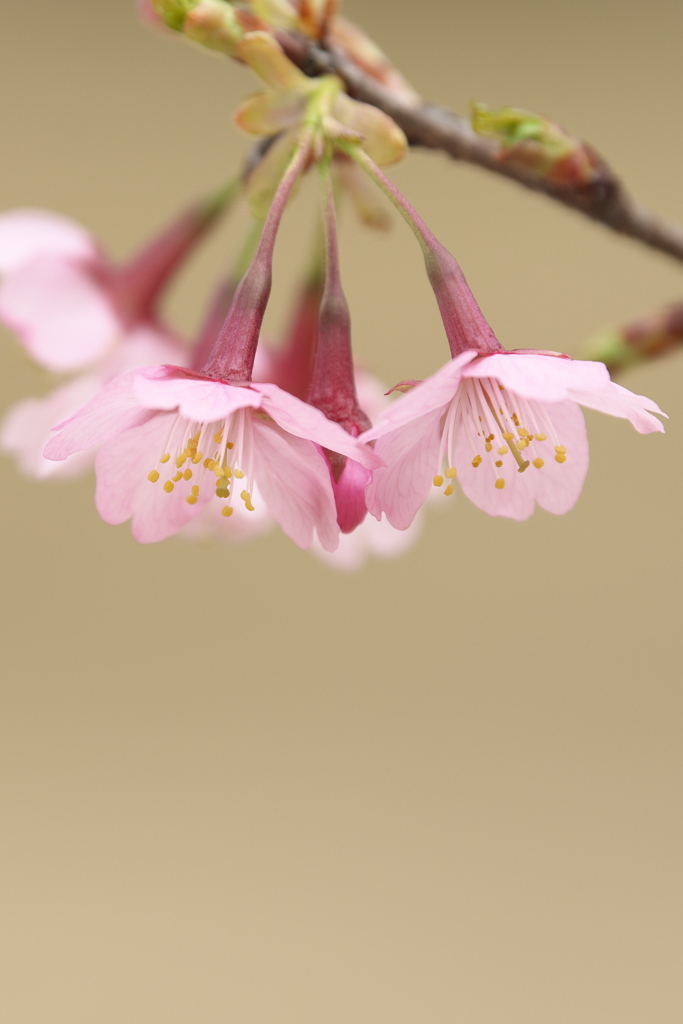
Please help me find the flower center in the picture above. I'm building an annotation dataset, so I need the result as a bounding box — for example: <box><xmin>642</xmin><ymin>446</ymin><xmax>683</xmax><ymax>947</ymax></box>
<box><xmin>146</xmin><ymin>408</ymin><xmax>256</xmax><ymax>516</ymax></box>
<box><xmin>432</xmin><ymin>377</ymin><xmax>568</xmax><ymax>493</ymax></box>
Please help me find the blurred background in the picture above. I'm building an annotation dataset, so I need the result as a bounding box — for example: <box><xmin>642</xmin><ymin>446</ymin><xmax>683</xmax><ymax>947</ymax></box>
<box><xmin>1</xmin><ymin>1</ymin><xmax>682</xmax><ymax>1021</ymax></box>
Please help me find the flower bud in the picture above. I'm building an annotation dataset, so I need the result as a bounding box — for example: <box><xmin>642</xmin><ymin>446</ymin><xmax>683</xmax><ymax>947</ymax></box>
<box><xmin>581</xmin><ymin>302</ymin><xmax>683</xmax><ymax>374</ymax></box>
<box><xmin>151</xmin><ymin>0</ymin><xmax>246</xmax><ymax>55</ymax></box>
<box><xmin>472</xmin><ymin>103</ymin><xmax>608</xmax><ymax>188</ymax></box>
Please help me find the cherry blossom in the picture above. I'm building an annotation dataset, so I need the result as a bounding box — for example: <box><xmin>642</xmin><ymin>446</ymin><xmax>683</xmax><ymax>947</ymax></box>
<box><xmin>364</xmin><ymin>350</ymin><xmax>665</xmax><ymax>526</ymax></box>
<box><xmin>44</xmin><ymin>365</ymin><xmax>381</xmax><ymax>549</ymax></box>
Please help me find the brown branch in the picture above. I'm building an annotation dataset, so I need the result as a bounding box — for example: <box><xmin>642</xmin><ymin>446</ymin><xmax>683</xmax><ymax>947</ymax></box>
<box><xmin>280</xmin><ymin>34</ymin><xmax>683</xmax><ymax>267</ymax></box>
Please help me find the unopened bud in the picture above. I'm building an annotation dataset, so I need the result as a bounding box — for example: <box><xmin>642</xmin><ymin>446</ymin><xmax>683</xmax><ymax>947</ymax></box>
<box><xmin>151</xmin><ymin>0</ymin><xmax>199</xmax><ymax>31</ymax></box>
<box><xmin>184</xmin><ymin>0</ymin><xmax>245</xmax><ymax>56</ymax></box>
<box><xmin>472</xmin><ymin>103</ymin><xmax>608</xmax><ymax>188</ymax></box>
<box><xmin>581</xmin><ymin>302</ymin><xmax>683</xmax><ymax>374</ymax></box>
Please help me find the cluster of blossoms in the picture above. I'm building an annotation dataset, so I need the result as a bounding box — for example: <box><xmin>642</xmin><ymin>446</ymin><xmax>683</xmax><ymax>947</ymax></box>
<box><xmin>0</xmin><ymin>1</ymin><xmax>666</xmax><ymax>569</ymax></box>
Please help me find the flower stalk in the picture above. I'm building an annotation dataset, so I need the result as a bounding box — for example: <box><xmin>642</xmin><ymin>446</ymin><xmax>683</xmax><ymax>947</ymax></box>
<box><xmin>201</xmin><ymin>129</ymin><xmax>312</xmax><ymax>383</ymax></box>
<box><xmin>338</xmin><ymin>142</ymin><xmax>503</xmax><ymax>358</ymax></box>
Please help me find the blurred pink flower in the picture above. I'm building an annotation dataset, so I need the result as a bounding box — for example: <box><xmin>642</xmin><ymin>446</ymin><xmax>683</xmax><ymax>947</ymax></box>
<box><xmin>44</xmin><ymin>364</ymin><xmax>382</xmax><ymax>549</ymax></box>
<box><xmin>364</xmin><ymin>350</ymin><xmax>666</xmax><ymax>526</ymax></box>
<box><xmin>0</xmin><ymin>195</ymin><xmax>231</xmax><ymax>477</ymax></box>
<box><xmin>0</xmin><ymin>201</ymin><xmax>220</xmax><ymax>373</ymax></box>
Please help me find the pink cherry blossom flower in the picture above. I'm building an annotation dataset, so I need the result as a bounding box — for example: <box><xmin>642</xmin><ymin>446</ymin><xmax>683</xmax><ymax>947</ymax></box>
<box><xmin>364</xmin><ymin>349</ymin><xmax>665</xmax><ymax>526</ymax></box>
<box><xmin>0</xmin><ymin>190</ymin><xmax>232</xmax><ymax>374</ymax></box>
<box><xmin>44</xmin><ymin>365</ymin><xmax>381</xmax><ymax>549</ymax></box>
<box><xmin>342</xmin><ymin>147</ymin><xmax>666</xmax><ymax>525</ymax></box>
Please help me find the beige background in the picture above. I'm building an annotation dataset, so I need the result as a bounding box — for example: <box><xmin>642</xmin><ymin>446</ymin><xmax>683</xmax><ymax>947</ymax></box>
<box><xmin>1</xmin><ymin>1</ymin><xmax>682</xmax><ymax>1021</ymax></box>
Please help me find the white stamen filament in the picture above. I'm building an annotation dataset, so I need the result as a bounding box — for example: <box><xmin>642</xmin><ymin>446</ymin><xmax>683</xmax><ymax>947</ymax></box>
<box><xmin>148</xmin><ymin>408</ymin><xmax>257</xmax><ymax>514</ymax></box>
<box><xmin>432</xmin><ymin>377</ymin><xmax>569</xmax><ymax>491</ymax></box>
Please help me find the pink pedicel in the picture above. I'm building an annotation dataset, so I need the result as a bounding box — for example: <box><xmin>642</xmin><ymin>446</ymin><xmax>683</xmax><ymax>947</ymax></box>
<box><xmin>43</xmin><ymin>364</ymin><xmax>381</xmax><ymax>549</ymax></box>
<box><xmin>363</xmin><ymin>350</ymin><xmax>665</xmax><ymax>525</ymax></box>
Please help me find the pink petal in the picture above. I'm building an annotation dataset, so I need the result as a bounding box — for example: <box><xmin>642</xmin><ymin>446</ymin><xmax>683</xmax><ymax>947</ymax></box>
<box><xmin>362</xmin><ymin>351</ymin><xmax>476</xmax><ymax>440</ymax></box>
<box><xmin>454</xmin><ymin>400</ymin><xmax>589</xmax><ymax>520</ymax></box>
<box><xmin>94</xmin><ymin>413</ymin><xmax>173</xmax><ymax>525</ymax></box>
<box><xmin>133</xmin><ymin>374</ymin><xmax>262</xmax><ymax>420</ymax></box>
<box><xmin>43</xmin><ymin>366</ymin><xmax>166</xmax><ymax>461</ymax></box>
<box><xmin>95</xmin><ymin>414</ymin><xmax>212</xmax><ymax>543</ymax></box>
<box><xmin>464</xmin><ymin>353</ymin><xmax>610</xmax><ymax>402</ymax></box>
<box><xmin>569</xmin><ymin>380</ymin><xmax>666</xmax><ymax>434</ymax></box>
<box><xmin>254</xmin><ymin>382</ymin><xmax>383</xmax><ymax>469</ymax></box>
<box><xmin>250</xmin><ymin>418</ymin><xmax>340</xmax><ymax>551</ymax></box>
<box><xmin>364</xmin><ymin>409</ymin><xmax>444</xmax><ymax>530</ymax></box>
<box><xmin>0</xmin><ymin>209</ymin><xmax>97</xmax><ymax>273</ymax></box>
<box><xmin>1</xmin><ymin>373</ymin><xmax>102</xmax><ymax>479</ymax></box>
<box><xmin>331</xmin><ymin>457</ymin><xmax>372</xmax><ymax>533</ymax></box>
<box><xmin>0</xmin><ymin>256</ymin><xmax>120</xmax><ymax>371</ymax></box>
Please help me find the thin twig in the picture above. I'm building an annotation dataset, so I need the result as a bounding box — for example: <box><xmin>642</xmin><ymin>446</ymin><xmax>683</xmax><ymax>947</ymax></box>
<box><xmin>279</xmin><ymin>34</ymin><xmax>683</xmax><ymax>267</ymax></box>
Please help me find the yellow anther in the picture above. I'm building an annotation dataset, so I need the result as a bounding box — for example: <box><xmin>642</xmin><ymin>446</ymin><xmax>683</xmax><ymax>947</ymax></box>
<box><xmin>433</xmin><ymin>474</ymin><xmax>444</xmax><ymax>487</ymax></box>
<box><xmin>221</xmin><ymin>505</ymin><xmax>234</xmax><ymax>517</ymax></box>
<box><xmin>498</xmin><ymin>383</ymin><xmax>505</xmax><ymax>391</ymax></box>
<box><xmin>517</xmin><ymin>438</ymin><xmax>529</xmax><ymax>449</ymax></box>
<box><xmin>555</xmin><ymin>453</ymin><xmax>567</xmax><ymax>464</ymax></box>
<box><xmin>444</xmin><ymin>485</ymin><xmax>454</xmax><ymax>496</ymax></box>
<box><xmin>213</xmin><ymin>431</ymin><xmax>223</xmax><ymax>444</ymax></box>
<box><xmin>512</xmin><ymin>413</ymin><xmax>520</xmax><ymax>426</ymax></box>
<box><xmin>226</xmin><ymin>441</ymin><xmax>234</xmax><ymax>450</ymax></box>
<box><xmin>502</xmin><ymin>432</ymin><xmax>514</xmax><ymax>440</ymax></box>
<box><xmin>494</xmin><ymin>478</ymin><xmax>506</xmax><ymax>490</ymax></box>
<box><xmin>224</xmin><ymin>465</ymin><xmax>232</xmax><ymax>478</ymax></box>
<box><xmin>188</xmin><ymin>431</ymin><xmax>200</xmax><ymax>447</ymax></box>
<box><xmin>185</xmin><ymin>495</ymin><xmax>198</xmax><ymax>505</ymax></box>
<box><xmin>535</xmin><ymin>433</ymin><xmax>547</xmax><ymax>442</ymax></box>
<box><xmin>160</xmin><ymin>453</ymin><xmax>171</xmax><ymax>464</ymax></box>
<box><xmin>234</xmin><ymin>469</ymin><xmax>245</xmax><ymax>479</ymax></box>
<box><xmin>472</xmin><ymin>454</ymin><xmax>483</xmax><ymax>468</ymax></box>
<box><xmin>485</xmin><ymin>433</ymin><xmax>494</xmax><ymax>443</ymax></box>
<box><xmin>532</xmin><ymin>457</ymin><xmax>545</xmax><ymax>469</ymax></box>
<box><xmin>555</xmin><ymin>445</ymin><xmax>567</xmax><ymax>454</ymax></box>
<box><xmin>192</xmin><ymin>451</ymin><xmax>203</xmax><ymax>464</ymax></box>
<box><xmin>204</xmin><ymin>458</ymin><xmax>215</xmax><ymax>470</ymax></box>
<box><xmin>498</xmin><ymin>446</ymin><xmax>509</xmax><ymax>455</ymax></box>
<box><xmin>485</xmin><ymin>442</ymin><xmax>493</xmax><ymax>452</ymax></box>
<box><xmin>172</xmin><ymin>471</ymin><xmax>183</xmax><ymax>482</ymax></box>
<box><xmin>216</xmin><ymin>487</ymin><xmax>230</xmax><ymax>498</ymax></box>
<box><xmin>245</xmin><ymin>501</ymin><xmax>255</xmax><ymax>512</ymax></box>
<box><xmin>518</xmin><ymin>427</ymin><xmax>530</xmax><ymax>437</ymax></box>
<box><xmin>175</xmin><ymin>455</ymin><xmax>186</xmax><ymax>468</ymax></box>
<box><xmin>191</xmin><ymin>485</ymin><xmax>199</xmax><ymax>497</ymax></box>
<box><xmin>147</xmin><ymin>470</ymin><xmax>160</xmax><ymax>483</ymax></box>
<box><xmin>445</xmin><ymin>467</ymin><xmax>457</xmax><ymax>478</ymax></box>
<box><xmin>495</xmin><ymin>459</ymin><xmax>503</xmax><ymax>468</ymax></box>
<box><xmin>183</xmin><ymin>468</ymin><xmax>192</xmax><ymax>480</ymax></box>
<box><xmin>163</xmin><ymin>480</ymin><xmax>174</xmax><ymax>493</ymax></box>
<box><xmin>240</xmin><ymin>490</ymin><xmax>250</xmax><ymax>502</ymax></box>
